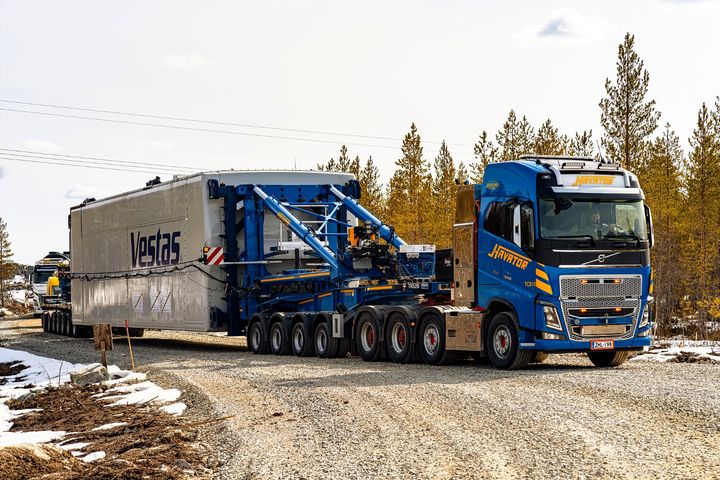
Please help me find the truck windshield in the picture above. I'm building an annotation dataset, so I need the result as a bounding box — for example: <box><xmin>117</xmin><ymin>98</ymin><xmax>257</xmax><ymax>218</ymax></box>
<box><xmin>538</xmin><ymin>199</ymin><xmax>648</xmax><ymax>241</ymax></box>
<box><xmin>32</xmin><ymin>270</ymin><xmax>54</xmax><ymax>284</ymax></box>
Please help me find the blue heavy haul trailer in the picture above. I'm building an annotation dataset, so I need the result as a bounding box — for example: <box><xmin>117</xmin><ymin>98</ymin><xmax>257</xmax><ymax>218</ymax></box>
<box><xmin>58</xmin><ymin>160</ymin><xmax>654</xmax><ymax>369</ymax></box>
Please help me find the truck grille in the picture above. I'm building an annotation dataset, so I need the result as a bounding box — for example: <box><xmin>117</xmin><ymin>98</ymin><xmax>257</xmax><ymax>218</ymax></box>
<box><xmin>558</xmin><ymin>274</ymin><xmax>642</xmax><ymax>341</ymax></box>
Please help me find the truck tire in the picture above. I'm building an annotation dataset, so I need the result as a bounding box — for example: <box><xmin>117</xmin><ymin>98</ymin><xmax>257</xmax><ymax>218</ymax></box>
<box><xmin>62</xmin><ymin>313</ymin><xmax>70</xmax><ymax>336</ymax></box>
<box><xmin>335</xmin><ymin>336</ymin><xmax>350</xmax><ymax>358</ymax></box>
<box><xmin>314</xmin><ymin>321</ymin><xmax>339</xmax><ymax>358</ymax></box>
<box><xmin>127</xmin><ymin>328</ymin><xmax>144</xmax><ymax>338</ymax></box>
<box><xmin>41</xmin><ymin>312</ymin><xmax>47</xmax><ymax>332</ymax></box>
<box><xmin>587</xmin><ymin>350</ymin><xmax>630</xmax><ymax>367</ymax></box>
<box><xmin>248</xmin><ymin>321</ymin><xmax>269</xmax><ymax>354</ymax></box>
<box><xmin>530</xmin><ymin>351</ymin><xmax>549</xmax><ymax>364</ymax></box>
<box><xmin>355</xmin><ymin>312</ymin><xmax>382</xmax><ymax>362</ymax></box>
<box><xmin>291</xmin><ymin>322</ymin><xmax>314</xmax><ymax>357</ymax></box>
<box><xmin>269</xmin><ymin>322</ymin><xmax>291</xmax><ymax>355</ymax></box>
<box><xmin>386</xmin><ymin>313</ymin><xmax>412</xmax><ymax>363</ymax></box>
<box><xmin>51</xmin><ymin>312</ymin><xmax>58</xmax><ymax>334</ymax></box>
<box><xmin>419</xmin><ymin>312</ymin><xmax>453</xmax><ymax>366</ymax></box>
<box><xmin>486</xmin><ymin>312</ymin><xmax>532</xmax><ymax>370</ymax></box>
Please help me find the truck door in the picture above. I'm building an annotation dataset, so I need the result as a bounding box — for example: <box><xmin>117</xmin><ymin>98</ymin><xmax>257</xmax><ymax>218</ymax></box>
<box><xmin>479</xmin><ymin>198</ymin><xmax>535</xmax><ymax>292</ymax></box>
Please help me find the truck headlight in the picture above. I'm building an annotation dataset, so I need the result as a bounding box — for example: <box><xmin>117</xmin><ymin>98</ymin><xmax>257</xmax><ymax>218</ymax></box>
<box><xmin>543</xmin><ymin>304</ymin><xmax>563</xmax><ymax>331</ymax></box>
<box><xmin>640</xmin><ymin>297</ymin><xmax>654</xmax><ymax>328</ymax></box>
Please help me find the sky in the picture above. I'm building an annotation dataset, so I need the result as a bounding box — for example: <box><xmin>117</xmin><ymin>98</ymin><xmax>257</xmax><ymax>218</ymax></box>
<box><xmin>1</xmin><ymin>0</ymin><xmax>719</xmax><ymax>264</ymax></box>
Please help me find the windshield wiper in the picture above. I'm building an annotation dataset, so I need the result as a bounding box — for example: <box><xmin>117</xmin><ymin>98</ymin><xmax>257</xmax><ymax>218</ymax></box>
<box><xmin>546</xmin><ymin>235</ymin><xmax>595</xmax><ymax>246</ymax></box>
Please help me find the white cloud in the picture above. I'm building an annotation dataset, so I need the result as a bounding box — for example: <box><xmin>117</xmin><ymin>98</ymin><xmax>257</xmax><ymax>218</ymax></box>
<box><xmin>161</xmin><ymin>53</ymin><xmax>211</xmax><ymax>70</ymax></box>
<box><xmin>147</xmin><ymin>140</ymin><xmax>176</xmax><ymax>151</ymax></box>
<box><xmin>514</xmin><ymin>8</ymin><xmax>608</xmax><ymax>44</ymax></box>
<box><xmin>64</xmin><ymin>184</ymin><xmax>111</xmax><ymax>200</ymax></box>
<box><xmin>23</xmin><ymin>139</ymin><xmax>63</xmax><ymax>153</ymax></box>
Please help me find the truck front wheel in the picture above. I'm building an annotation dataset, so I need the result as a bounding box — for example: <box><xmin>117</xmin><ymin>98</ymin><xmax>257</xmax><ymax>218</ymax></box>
<box><xmin>587</xmin><ymin>350</ymin><xmax>630</xmax><ymax>367</ymax></box>
<box><xmin>487</xmin><ymin>313</ymin><xmax>532</xmax><ymax>370</ymax></box>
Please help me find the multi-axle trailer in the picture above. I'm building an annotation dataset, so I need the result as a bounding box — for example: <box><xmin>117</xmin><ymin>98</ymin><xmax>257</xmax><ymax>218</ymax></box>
<box><xmin>44</xmin><ymin>158</ymin><xmax>655</xmax><ymax>369</ymax></box>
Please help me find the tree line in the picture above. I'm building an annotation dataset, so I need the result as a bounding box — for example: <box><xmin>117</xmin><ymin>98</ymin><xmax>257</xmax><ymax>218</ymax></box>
<box><xmin>318</xmin><ymin>33</ymin><xmax>720</xmax><ymax>337</ymax></box>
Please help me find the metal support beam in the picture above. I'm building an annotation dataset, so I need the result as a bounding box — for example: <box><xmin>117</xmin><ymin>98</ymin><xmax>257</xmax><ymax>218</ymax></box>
<box><xmin>252</xmin><ymin>185</ymin><xmax>341</xmax><ymax>274</ymax></box>
<box><xmin>328</xmin><ymin>185</ymin><xmax>406</xmax><ymax>248</ymax></box>
<box><xmin>222</xmin><ymin>187</ymin><xmax>242</xmax><ymax>336</ymax></box>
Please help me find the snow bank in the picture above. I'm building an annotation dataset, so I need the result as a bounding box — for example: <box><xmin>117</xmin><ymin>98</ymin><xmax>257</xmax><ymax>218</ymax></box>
<box><xmin>0</xmin><ymin>347</ymin><xmax>84</xmax><ymax>395</ymax></box>
<box><xmin>0</xmin><ymin>347</ymin><xmax>186</xmax><ymax>451</ymax></box>
<box><xmin>632</xmin><ymin>345</ymin><xmax>720</xmax><ymax>364</ymax></box>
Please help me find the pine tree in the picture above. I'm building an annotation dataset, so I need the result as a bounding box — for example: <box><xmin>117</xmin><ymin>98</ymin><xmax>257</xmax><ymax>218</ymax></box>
<box><xmin>336</xmin><ymin>145</ymin><xmax>352</xmax><ymax>172</ymax></box>
<box><xmin>386</xmin><ymin>123</ymin><xmax>432</xmax><ymax>244</ymax></box>
<box><xmin>569</xmin><ymin>130</ymin><xmax>595</xmax><ymax>157</ymax></box>
<box><xmin>430</xmin><ymin>141</ymin><xmax>457</xmax><ymax>248</ymax></box>
<box><xmin>684</xmin><ymin>103</ymin><xmax>720</xmax><ymax>335</ymax></box>
<box><xmin>0</xmin><ymin>217</ymin><xmax>13</xmax><ymax>307</ymax></box>
<box><xmin>496</xmin><ymin>110</ymin><xmax>535</xmax><ymax>161</ymax></box>
<box><xmin>534</xmin><ymin>119</ymin><xmax>566</xmax><ymax>155</ymax></box>
<box><xmin>643</xmin><ymin>123</ymin><xmax>686</xmax><ymax>333</ymax></box>
<box><xmin>349</xmin><ymin>155</ymin><xmax>361</xmax><ymax>180</ymax></box>
<box><xmin>470</xmin><ymin>131</ymin><xmax>498</xmax><ymax>183</ymax></box>
<box><xmin>358</xmin><ymin>156</ymin><xmax>385</xmax><ymax>215</ymax></box>
<box><xmin>599</xmin><ymin>33</ymin><xmax>661</xmax><ymax>170</ymax></box>
<box><xmin>457</xmin><ymin>162</ymin><xmax>468</xmax><ymax>185</ymax></box>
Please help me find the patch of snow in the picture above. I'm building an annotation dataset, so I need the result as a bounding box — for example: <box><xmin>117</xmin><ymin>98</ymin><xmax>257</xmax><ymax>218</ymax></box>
<box><xmin>104</xmin><ymin>366</ymin><xmax>147</xmax><ymax>386</ymax></box>
<box><xmin>58</xmin><ymin>442</ymin><xmax>90</xmax><ymax>451</ymax></box>
<box><xmin>0</xmin><ymin>430</ymin><xmax>66</xmax><ymax>447</ymax></box>
<box><xmin>10</xmin><ymin>289</ymin><xmax>27</xmax><ymax>303</ymax></box>
<box><xmin>632</xmin><ymin>345</ymin><xmax>720</xmax><ymax>364</ymax></box>
<box><xmin>0</xmin><ymin>348</ymin><xmax>84</xmax><ymax>392</ymax></box>
<box><xmin>160</xmin><ymin>402</ymin><xmax>187</xmax><ymax>416</ymax></box>
<box><xmin>101</xmin><ymin>381</ymin><xmax>181</xmax><ymax>407</ymax></box>
<box><xmin>91</xmin><ymin>422</ymin><xmax>127</xmax><ymax>431</ymax></box>
<box><xmin>81</xmin><ymin>450</ymin><xmax>106</xmax><ymax>463</ymax></box>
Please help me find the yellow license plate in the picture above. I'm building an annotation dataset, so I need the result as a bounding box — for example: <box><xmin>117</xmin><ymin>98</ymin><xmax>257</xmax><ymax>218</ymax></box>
<box><xmin>590</xmin><ymin>339</ymin><xmax>614</xmax><ymax>350</ymax></box>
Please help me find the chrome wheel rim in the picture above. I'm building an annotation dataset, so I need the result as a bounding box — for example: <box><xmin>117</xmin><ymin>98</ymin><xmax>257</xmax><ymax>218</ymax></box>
<box><xmin>251</xmin><ymin>326</ymin><xmax>261</xmax><ymax>350</ymax></box>
<box><xmin>360</xmin><ymin>322</ymin><xmax>376</xmax><ymax>352</ymax></box>
<box><xmin>390</xmin><ymin>322</ymin><xmax>407</xmax><ymax>353</ymax></box>
<box><xmin>293</xmin><ymin>327</ymin><xmax>304</xmax><ymax>352</ymax></box>
<box><xmin>423</xmin><ymin>324</ymin><xmax>440</xmax><ymax>355</ymax></box>
<box><xmin>316</xmin><ymin>328</ymin><xmax>327</xmax><ymax>354</ymax></box>
<box><xmin>271</xmin><ymin>326</ymin><xmax>282</xmax><ymax>351</ymax></box>
<box><xmin>493</xmin><ymin>326</ymin><xmax>512</xmax><ymax>358</ymax></box>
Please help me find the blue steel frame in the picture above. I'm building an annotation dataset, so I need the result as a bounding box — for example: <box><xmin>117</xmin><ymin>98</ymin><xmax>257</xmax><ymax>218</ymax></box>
<box><xmin>208</xmin><ymin>179</ymin><xmax>444</xmax><ymax>336</ymax></box>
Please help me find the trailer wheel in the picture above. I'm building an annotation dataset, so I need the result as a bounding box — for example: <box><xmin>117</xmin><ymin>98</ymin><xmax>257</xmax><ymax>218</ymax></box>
<box><xmin>587</xmin><ymin>350</ymin><xmax>630</xmax><ymax>367</ymax></box>
<box><xmin>248</xmin><ymin>322</ymin><xmax>269</xmax><ymax>354</ymax></box>
<box><xmin>335</xmin><ymin>336</ymin><xmax>350</xmax><ymax>358</ymax></box>
<box><xmin>41</xmin><ymin>312</ymin><xmax>47</xmax><ymax>332</ymax></box>
<box><xmin>291</xmin><ymin>322</ymin><xmax>314</xmax><ymax>357</ymax></box>
<box><xmin>419</xmin><ymin>312</ymin><xmax>452</xmax><ymax>365</ymax></box>
<box><xmin>355</xmin><ymin>312</ymin><xmax>382</xmax><ymax>362</ymax></box>
<box><xmin>386</xmin><ymin>313</ymin><xmax>412</xmax><ymax>363</ymax></box>
<box><xmin>486</xmin><ymin>313</ymin><xmax>532</xmax><ymax>370</ymax></box>
<box><xmin>314</xmin><ymin>321</ymin><xmax>339</xmax><ymax>358</ymax></box>
<box><xmin>50</xmin><ymin>312</ymin><xmax>57</xmax><ymax>334</ymax></box>
<box><xmin>269</xmin><ymin>322</ymin><xmax>290</xmax><ymax>355</ymax></box>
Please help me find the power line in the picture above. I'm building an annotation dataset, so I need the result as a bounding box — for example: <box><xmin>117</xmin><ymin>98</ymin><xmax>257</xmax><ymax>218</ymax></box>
<box><xmin>0</xmin><ymin>148</ymin><xmax>200</xmax><ymax>173</ymax></box>
<box><xmin>0</xmin><ymin>98</ymin><xmax>475</xmax><ymax>148</ymax></box>
<box><xmin>0</xmin><ymin>155</ymin><xmax>176</xmax><ymax>174</ymax></box>
<box><xmin>0</xmin><ymin>106</ymin><xmax>412</xmax><ymax>151</ymax></box>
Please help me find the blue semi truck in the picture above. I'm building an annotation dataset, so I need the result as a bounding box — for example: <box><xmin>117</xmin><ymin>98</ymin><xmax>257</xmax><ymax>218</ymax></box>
<box><xmin>213</xmin><ymin>155</ymin><xmax>654</xmax><ymax>369</ymax></box>
<box><xmin>53</xmin><ymin>157</ymin><xmax>654</xmax><ymax>369</ymax></box>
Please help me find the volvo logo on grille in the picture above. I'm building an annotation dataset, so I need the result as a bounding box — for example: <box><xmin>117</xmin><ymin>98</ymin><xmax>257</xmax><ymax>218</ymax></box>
<box><xmin>582</xmin><ymin>251</ymin><xmax>621</xmax><ymax>266</ymax></box>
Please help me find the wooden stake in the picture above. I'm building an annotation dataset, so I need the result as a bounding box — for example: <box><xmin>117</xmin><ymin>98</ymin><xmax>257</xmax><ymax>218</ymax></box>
<box><xmin>124</xmin><ymin>319</ymin><xmax>136</xmax><ymax>370</ymax></box>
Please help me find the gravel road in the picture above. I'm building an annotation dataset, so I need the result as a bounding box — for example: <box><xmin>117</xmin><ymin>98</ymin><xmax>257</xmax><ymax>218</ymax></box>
<box><xmin>2</xmin><ymin>318</ymin><xmax>719</xmax><ymax>479</ymax></box>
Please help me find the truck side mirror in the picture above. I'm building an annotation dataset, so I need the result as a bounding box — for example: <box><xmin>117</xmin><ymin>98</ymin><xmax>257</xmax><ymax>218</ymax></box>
<box><xmin>513</xmin><ymin>203</ymin><xmax>535</xmax><ymax>253</ymax></box>
<box><xmin>644</xmin><ymin>203</ymin><xmax>654</xmax><ymax>248</ymax></box>
<box><xmin>512</xmin><ymin>204</ymin><xmax>522</xmax><ymax>248</ymax></box>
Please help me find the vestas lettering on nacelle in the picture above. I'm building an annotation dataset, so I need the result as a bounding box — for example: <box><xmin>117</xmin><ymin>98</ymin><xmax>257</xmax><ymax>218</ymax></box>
<box><xmin>130</xmin><ymin>230</ymin><xmax>181</xmax><ymax>268</ymax></box>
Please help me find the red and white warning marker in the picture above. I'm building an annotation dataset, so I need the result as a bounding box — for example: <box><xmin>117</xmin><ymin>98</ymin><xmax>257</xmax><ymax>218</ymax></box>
<box><xmin>204</xmin><ymin>246</ymin><xmax>224</xmax><ymax>265</ymax></box>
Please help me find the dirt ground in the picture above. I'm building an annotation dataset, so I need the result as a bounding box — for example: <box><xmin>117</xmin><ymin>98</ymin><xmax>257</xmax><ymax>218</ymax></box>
<box><xmin>1</xmin><ymin>364</ymin><xmax>217</xmax><ymax>479</ymax></box>
<box><xmin>3</xmin><ymin>318</ymin><xmax>720</xmax><ymax>479</ymax></box>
